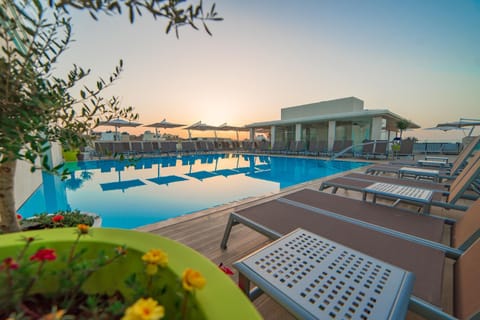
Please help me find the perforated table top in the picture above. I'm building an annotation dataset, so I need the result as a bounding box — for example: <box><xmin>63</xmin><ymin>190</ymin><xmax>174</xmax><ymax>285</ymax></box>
<box><xmin>399</xmin><ymin>167</ymin><xmax>440</xmax><ymax>175</ymax></box>
<box><xmin>234</xmin><ymin>229</ymin><xmax>415</xmax><ymax>320</ymax></box>
<box><xmin>364</xmin><ymin>182</ymin><xmax>433</xmax><ymax>203</ymax></box>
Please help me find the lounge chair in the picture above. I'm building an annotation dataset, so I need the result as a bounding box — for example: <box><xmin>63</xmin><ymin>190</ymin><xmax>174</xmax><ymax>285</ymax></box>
<box><xmin>220</xmin><ymin>192</ymin><xmax>480</xmax><ymax>318</ymax></box>
<box><xmin>271</xmin><ymin>141</ymin><xmax>286</xmax><ymax>154</ymax></box>
<box><xmin>206</xmin><ymin>141</ymin><xmax>216</xmax><ymax>153</ymax></box>
<box><xmin>357</xmin><ymin>140</ymin><xmax>374</xmax><ymax>158</ymax></box>
<box><xmin>330</xmin><ymin>140</ymin><xmax>353</xmax><ymax>157</ymax></box>
<box><xmin>306</xmin><ymin>140</ymin><xmax>328</xmax><ymax>156</ymax></box>
<box><xmin>159</xmin><ymin>141</ymin><xmax>177</xmax><ymax>155</ymax></box>
<box><xmin>240</xmin><ymin>141</ymin><xmax>253</xmax><ymax>152</ymax></box>
<box><xmin>366</xmin><ymin>144</ymin><xmax>480</xmax><ymax>181</ymax></box>
<box><xmin>130</xmin><ymin>141</ymin><xmax>143</xmax><ymax>154</ymax></box>
<box><xmin>394</xmin><ymin>138</ymin><xmax>415</xmax><ymax>159</ymax></box>
<box><xmin>93</xmin><ymin>141</ymin><xmax>113</xmax><ymax>158</ymax></box>
<box><xmin>357</xmin><ymin>140</ymin><xmax>389</xmax><ymax>159</ymax></box>
<box><xmin>285</xmin><ymin>141</ymin><xmax>306</xmax><ymax>155</ymax></box>
<box><xmin>142</xmin><ymin>141</ymin><xmax>155</xmax><ymax>154</ymax></box>
<box><xmin>320</xmin><ymin>151</ymin><xmax>480</xmax><ymax>211</ymax></box>
<box><xmin>255</xmin><ymin>189</ymin><xmax>480</xmax><ymax>250</ymax></box>
<box><xmin>389</xmin><ymin>135</ymin><xmax>480</xmax><ymax>172</ymax></box>
<box><xmin>180</xmin><ymin>141</ymin><xmax>194</xmax><ymax>154</ymax></box>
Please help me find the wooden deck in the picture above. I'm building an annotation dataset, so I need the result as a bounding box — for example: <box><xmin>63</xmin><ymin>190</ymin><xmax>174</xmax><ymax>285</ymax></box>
<box><xmin>137</xmin><ymin>159</ymin><xmax>464</xmax><ymax>319</ymax></box>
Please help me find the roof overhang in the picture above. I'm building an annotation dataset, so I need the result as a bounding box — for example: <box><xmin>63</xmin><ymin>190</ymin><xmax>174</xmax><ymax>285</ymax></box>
<box><xmin>246</xmin><ymin>109</ymin><xmax>420</xmax><ymax>130</ymax></box>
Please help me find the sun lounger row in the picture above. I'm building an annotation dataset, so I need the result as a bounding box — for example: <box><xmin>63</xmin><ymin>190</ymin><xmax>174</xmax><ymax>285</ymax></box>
<box><xmin>321</xmin><ymin>151</ymin><xmax>480</xmax><ymax>209</ymax></box>
<box><xmin>92</xmin><ymin>138</ymin><xmax>472</xmax><ymax>162</ymax></box>
<box><xmin>93</xmin><ymin>141</ymin><xmax>178</xmax><ymax>157</ymax></box>
<box><xmin>365</xmin><ymin>136</ymin><xmax>480</xmax><ymax>182</ymax></box>
<box><xmin>222</xmin><ymin>148</ymin><xmax>480</xmax><ymax>318</ymax></box>
<box><xmin>221</xmin><ymin>187</ymin><xmax>480</xmax><ymax>319</ymax></box>
<box><xmin>93</xmin><ymin>140</ymin><xmax>240</xmax><ymax>157</ymax></box>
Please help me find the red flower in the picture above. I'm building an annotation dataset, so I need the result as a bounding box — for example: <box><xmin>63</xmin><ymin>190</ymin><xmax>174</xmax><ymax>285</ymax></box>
<box><xmin>218</xmin><ymin>262</ymin><xmax>234</xmax><ymax>276</ymax></box>
<box><xmin>16</xmin><ymin>214</ymin><xmax>22</xmax><ymax>220</ymax></box>
<box><xmin>51</xmin><ymin>214</ymin><xmax>64</xmax><ymax>223</ymax></box>
<box><xmin>1</xmin><ymin>257</ymin><xmax>19</xmax><ymax>271</ymax></box>
<box><xmin>30</xmin><ymin>249</ymin><xmax>57</xmax><ymax>262</ymax></box>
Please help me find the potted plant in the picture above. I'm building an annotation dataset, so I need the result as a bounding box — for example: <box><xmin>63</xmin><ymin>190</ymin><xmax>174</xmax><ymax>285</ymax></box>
<box><xmin>0</xmin><ymin>227</ymin><xmax>261</xmax><ymax>319</ymax></box>
<box><xmin>62</xmin><ymin>148</ymin><xmax>80</xmax><ymax>162</ymax></box>
<box><xmin>19</xmin><ymin>210</ymin><xmax>102</xmax><ymax>230</ymax></box>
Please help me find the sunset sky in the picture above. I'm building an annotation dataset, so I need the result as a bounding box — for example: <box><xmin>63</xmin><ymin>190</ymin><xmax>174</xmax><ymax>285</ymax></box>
<box><xmin>56</xmin><ymin>0</ymin><xmax>480</xmax><ymax>141</ymax></box>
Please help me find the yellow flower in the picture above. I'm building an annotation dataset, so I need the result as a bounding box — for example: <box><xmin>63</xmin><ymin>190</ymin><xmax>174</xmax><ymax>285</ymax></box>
<box><xmin>122</xmin><ymin>298</ymin><xmax>164</xmax><ymax>320</ymax></box>
<box><xmin>76</xmin><ymin>224</ymin><xmax>90</xmax><ymax>235</ymax></box>
<box><xmin>142</xmin><ymin>249</ymin><xmax>168</xmax><ymax>267</ymax></box>
<box><xmin>182</xmin><ymin>268</ymin><xmax>206</xmax><ymax>292</ymax></box>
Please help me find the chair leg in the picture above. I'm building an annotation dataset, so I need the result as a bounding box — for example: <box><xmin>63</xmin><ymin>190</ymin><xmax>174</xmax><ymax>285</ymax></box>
<box><xmin>220</xmin><ymin>214</ymin><xmax>237</xmax><ymax>250</ymax></box>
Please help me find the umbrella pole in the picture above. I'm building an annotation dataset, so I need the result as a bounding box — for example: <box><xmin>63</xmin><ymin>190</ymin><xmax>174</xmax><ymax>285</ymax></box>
<box><xmin>155</xmin><ymin>128</ymin><xmax>159</xmax><ymax>140</ymax></box>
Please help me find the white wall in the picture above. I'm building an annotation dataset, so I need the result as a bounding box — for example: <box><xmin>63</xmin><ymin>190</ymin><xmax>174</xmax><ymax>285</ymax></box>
<box><xmin>14</xmin><ymin>142</ymin><xmax>64</xmax><ymax>210</ymax></box>
<box><xmin>14</xmin><ymin>160</ymin><xmax>42</xmax><ymax>211</ymax></box>
<box><xmin>371</xmin><ymin>117</ymin><xmax>385</xmax><ymax>140</ymax></box>
<box><xmin>49</xmin><ymin>141</ymin><xmax>64</xmax><ymax>168</ymax></box>
<box><xmin>281</xmin><ymin>97</ymin><xmax>364</xmax><ymax>120</ymax></box>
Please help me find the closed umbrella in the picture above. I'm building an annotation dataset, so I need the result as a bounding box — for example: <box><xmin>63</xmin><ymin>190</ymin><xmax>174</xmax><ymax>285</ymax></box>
<box><xmin>143</xmin><ymin>118</ymin><xmax>185</xmax><ymax>140</ymax></box>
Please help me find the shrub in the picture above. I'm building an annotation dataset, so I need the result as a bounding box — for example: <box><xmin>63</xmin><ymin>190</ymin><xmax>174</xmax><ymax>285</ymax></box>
<box><xmin>20</xmin><ymin>210</ymin><xmax>95</xmax><ymax>230</ymax></box>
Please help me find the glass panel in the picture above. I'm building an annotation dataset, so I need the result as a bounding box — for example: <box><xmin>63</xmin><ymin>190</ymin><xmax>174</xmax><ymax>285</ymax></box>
<box><xmin>274</xmin><ymin>126</ymin><xmax>295</xmax><ymax>147</ymax></box>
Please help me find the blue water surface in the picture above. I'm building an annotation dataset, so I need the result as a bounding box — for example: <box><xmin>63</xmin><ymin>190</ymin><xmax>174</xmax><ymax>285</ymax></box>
<box><xmin>19</xmin><ymin>154</ymin><xmax>369</xmax><ymax>229</ymax></box>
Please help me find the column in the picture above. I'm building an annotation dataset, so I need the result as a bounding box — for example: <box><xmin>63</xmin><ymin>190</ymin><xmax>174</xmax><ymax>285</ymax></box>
<box><xmin>328</xmin><ymin>120</ymin><xmax>336</xmax><ymax>151</ymax></box>
<box><xmin>270</xmin><ymin>126</ymin><xmax>276</xmax><ymax>149</ymax></box>
<box><xmin>295</xmin><ymin>123</ymin><xmax>302</xmax><ymax>142</ymax></box>
<box><xmin>249</xmin><ymin>128</ymin><xmax>255</xmax><ymax>141</ymax></box>
<box><xmin>371</xmin><ymin>117</ymin><xmax>384</xmax><ymax>140</ymax></box>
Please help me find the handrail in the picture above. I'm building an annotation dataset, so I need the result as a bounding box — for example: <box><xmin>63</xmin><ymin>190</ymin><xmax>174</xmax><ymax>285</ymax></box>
<box><xmin>330</xmin><ymin>141</ymin><xmax>379</xmax><ymax>160</ymax></box>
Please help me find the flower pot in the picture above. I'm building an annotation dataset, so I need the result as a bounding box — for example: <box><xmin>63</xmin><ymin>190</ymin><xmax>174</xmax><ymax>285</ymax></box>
<box><xmin>0</xmin><ymin>228</ymin><xmax>261</xmax><ymax>319</ymax></box>
<box><xmin>62</xmin><ymin>149</ymin><xmax>79</xmax><ymax>162</ymax></box>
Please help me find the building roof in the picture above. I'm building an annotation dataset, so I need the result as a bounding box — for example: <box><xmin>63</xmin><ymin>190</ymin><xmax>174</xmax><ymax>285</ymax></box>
<box><xmin>246</xmin><ymin>109</ymin><xmax>420</xmax><ymax>131</ymax></box>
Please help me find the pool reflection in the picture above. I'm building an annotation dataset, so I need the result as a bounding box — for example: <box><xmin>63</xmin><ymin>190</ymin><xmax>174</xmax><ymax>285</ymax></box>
<box><xmin>18</xmin><ymin>154</ymin><xmax>369</xmax><ymax>229</ymax></box>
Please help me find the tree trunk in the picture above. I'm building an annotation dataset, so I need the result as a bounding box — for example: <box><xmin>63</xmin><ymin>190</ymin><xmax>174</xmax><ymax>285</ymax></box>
<box><xmin>0</xmin><ymin>159</ymin><xmax>21</xmax><ymax>233</ymax></box>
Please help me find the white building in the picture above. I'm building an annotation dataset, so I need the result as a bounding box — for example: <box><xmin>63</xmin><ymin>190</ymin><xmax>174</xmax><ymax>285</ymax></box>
<box><xmin>246</xmin><ymin>97</ymin><xmax>419</xmax><ymax>152</ymax></box>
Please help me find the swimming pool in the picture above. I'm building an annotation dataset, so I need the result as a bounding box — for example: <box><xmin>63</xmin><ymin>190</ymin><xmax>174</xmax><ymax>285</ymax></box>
<box><xmin>19</xmin><ymin>154</ymin><xmax>370</xmax><ymax>229</ymax></box>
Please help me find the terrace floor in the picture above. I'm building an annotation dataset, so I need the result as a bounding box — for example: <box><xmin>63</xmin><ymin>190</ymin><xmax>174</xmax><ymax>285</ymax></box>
<box><xmin>137</xmin><ymin>155</ymin><xmax>464</xmax><ymax>319</ymax></box>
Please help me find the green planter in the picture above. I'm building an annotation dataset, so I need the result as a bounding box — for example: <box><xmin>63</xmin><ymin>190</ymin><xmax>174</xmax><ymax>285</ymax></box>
<box><xmin>62</xmin><ymin>149</ymin><xmax>79</xmax><ymax>162</ymax></box>
<box><xmin>0</xmin><ymin>228</ymin><xmax>261</xmax><ymax>319</ymax></box>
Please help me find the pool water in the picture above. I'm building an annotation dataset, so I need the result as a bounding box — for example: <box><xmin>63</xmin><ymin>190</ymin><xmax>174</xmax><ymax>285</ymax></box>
<box><xmin>19</xmin><ymin>154</ymin><xmax>370</xmax><ymax>229</ymax></box>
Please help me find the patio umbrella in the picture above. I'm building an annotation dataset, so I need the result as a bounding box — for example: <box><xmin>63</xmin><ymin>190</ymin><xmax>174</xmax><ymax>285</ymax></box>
<box><xmin>143</xmin><ymin>118</ymin><xmax>185</xmax><ymax>140</ymax></box>
<box><xmin>98</xmin><ymin>118</ymin><xmax>143</xmax><ymax>141</ymax></box>
<box><xmin>217</xmin><ymin>123</ymin><xmax>250</xmax><ymax>141</ymax></box>
<box><xmin>435</xmin><ymin>118</ymin><xmax>480</xmax><ymax>136</ymax></box>
<box><xmin>424</xmin><ymin>125</ymin><xmax>467</xmax><ymax>132</ymax></box>
<box><xmin>184</xmin><ymin>121</ymin><xmax>219</xmax><ymax>140</ymax></box>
